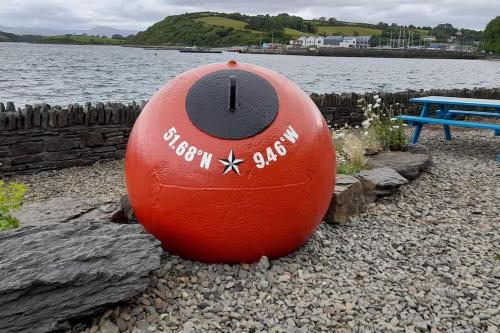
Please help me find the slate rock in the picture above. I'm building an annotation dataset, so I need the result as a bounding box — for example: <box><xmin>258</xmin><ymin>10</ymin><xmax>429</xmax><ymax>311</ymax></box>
<box><xmin>13</xmin><ymin>196</ymin><xmax>129</xmax><ymax>226</ymax></box>
<box><xmin>6</xmin><ymin>101</ymin><xmax>15</xmax><ymax>112</ymax></box>
<box><xmin>366</xmin><ymin>151</ymin><xmax>430</xmax><ymax>180</ymax></box>
<box><xmin>356</xmin><ymin>167</ymin><xmax>409</xmax><ymax>201</ymax></box>
<box><xmin>407</xmin><ymin>143</ymin><xmax>431</xmax><ymax>156</ymax></box>
<box><xmin>0</xmin><ymin>221</ymin><xmax>162</xmax><ymax>333</ymax></box>
<box><xmin>0</xmin><ymin>112</ymin><xmax>7</xmax><ymax>130</ymax></box>
<box><xmin>83</xmin><ymin>131</ymin><xmax>104</xmax><ymax>147</ymax></box>
<box><xmin>10</xmin><ymin>142</ymin><xmax>45</xmax><ymax>156</ymax></box>
<box><xmin>45</xmin><ymin>137</ymin><xmax>80</xmax><ymax>152</ymax></box>
<box><xmin>111</xmin><ymin>194</ymin><xmax>137</xmax><ymax>224</ymax></box>
<box><xmin>324</xmin><ymin>175</ymin><xmax>366</xmax><ymax>224</ymax></box>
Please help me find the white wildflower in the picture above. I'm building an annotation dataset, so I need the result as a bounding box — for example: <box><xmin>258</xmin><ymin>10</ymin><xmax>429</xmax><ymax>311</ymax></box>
<box><xmin>376</xmin><ymin>98</ymin><xmax>382</xmax><ymax>103</ymax></box>
<box><xmin>373</xmin><ymin>95</ymin><xmax>379</xmax><ymax>99</ymax></box>
<box><xmin>373</xmin><ymin>103</ymin><xmax>380</xmax><ymax>109</ymax></box>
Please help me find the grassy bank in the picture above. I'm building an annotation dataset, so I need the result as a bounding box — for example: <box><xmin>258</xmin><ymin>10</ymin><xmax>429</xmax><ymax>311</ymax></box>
<box><xmin>39</xmin><ymin>35</ymin><xmax>124</xmax><ymax>45</ymax></box>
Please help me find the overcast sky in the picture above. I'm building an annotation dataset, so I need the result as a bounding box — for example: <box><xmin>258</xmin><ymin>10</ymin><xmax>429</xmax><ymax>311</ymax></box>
<box><xmin>0</xmin><ymin>0</ymin><xmax>497</xmax><ymax>31</ymax></box>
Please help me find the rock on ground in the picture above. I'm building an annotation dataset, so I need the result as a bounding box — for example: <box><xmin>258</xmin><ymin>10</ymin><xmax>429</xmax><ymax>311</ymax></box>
<box><xmin>13</xmin><ymin>195</ymin><xmax>135</xmax><ymax>226</ymax></box>
<box><xmin>0</xmin><ymin>222</ymin><xmax>162</xmax><ymax>333</ymax></box>
<box><xmin>356</xmin><ymin>166</ymin><xmax>409</xmax><ymax>200</ymax></box>
<box><xmin>324</xmin><ymin>175</ymin><xmax>366</xmax><ymax>224</ymax></box>
<box><xmin>366</xmin><ymin>150</ymin><xmax>431</xmax><ymax>180</ymax></box>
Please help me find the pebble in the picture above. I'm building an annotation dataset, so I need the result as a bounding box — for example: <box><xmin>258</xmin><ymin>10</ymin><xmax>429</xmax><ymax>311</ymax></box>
<box><xmin>14</xmin><ymin>129</ymin><xmax>498</xmax><ymax>332</ymax></box>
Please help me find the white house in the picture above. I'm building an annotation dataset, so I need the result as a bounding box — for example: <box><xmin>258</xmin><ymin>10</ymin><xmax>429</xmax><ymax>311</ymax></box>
<box><xmin>298</xmin><ymin>36</ymin><xmax>324</xmax><ymax>47</ymax></box>
<box><xmin>298</xmin><ymin>36</ymin><xmax>307</xmax><ymax>47</ymax></box>
<box><xmin>315</xmin><ymin>36</ymin><xmax>324</xmax><ymax>47</ymax></box>
<box><xmin>306</xmin><ymin>36</ymin><xmax>317</xmax><ymax>47</ymax></box>
<box><xmin>339</xmin><ymin>37</ymin><xmax>357</xmax><ymax>48</ymax></box>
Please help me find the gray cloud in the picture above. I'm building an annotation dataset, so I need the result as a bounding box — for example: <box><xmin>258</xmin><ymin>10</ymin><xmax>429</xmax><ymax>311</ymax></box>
<box><xmin>0</xmin><ymin>0</ymin><xmax>496</xmax><ymax>31</ymax></box>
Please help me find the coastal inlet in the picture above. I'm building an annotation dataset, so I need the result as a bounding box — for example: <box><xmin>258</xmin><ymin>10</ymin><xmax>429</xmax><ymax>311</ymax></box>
<box><xmin>1</xmin><ymin>43</ymin><xmax>500</xmax><ymax>106</ymax></box>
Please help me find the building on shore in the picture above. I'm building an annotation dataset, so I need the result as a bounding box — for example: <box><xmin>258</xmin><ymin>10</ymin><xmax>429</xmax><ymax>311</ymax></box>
<box><xmin>324</xmin><ymin>35</ymin><xmax>344</xmax><ymax>47</ymax></box>
<box><xmin>297</xmin><ymin>36</ymin><xmax>325</xmax><ymax>47</ymax></box>
<box><xmin>294</xmin><ymin>35</ymin><xmax>371</xmax><ymax>48</ymax></box>
<box><xmin>355</xmin><ymin>36</ymin><xmax>371</xmax><ymax>48</ymax></box>
<box><xmin>262</xmin><ymin>42</ymin><xmax>284</xmax><ymax>49</ymax></box>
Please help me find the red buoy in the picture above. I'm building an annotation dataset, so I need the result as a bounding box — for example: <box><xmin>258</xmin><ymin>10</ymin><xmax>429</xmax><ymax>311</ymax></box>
<box><xmin>125</xmin><ymin>61</ymin><xmax>335</xmax><ymax>263</ymax></box>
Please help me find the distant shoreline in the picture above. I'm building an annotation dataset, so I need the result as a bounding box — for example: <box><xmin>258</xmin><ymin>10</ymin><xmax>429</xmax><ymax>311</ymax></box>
<box><xmin>2</xmin><ymin>41</ymin><xmax>498</xmax><ymax>60</ymax></box>
<box><xmin>240</xmin><ymin>47</ymin><xmax>496</xmax><ymax>60</ymax></box>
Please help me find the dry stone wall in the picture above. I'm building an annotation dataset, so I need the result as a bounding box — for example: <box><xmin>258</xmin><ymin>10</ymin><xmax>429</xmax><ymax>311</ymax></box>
<box><xmin>1</xmin><ymin>87</ymin><xmax>499</xmax><ymax>176</ymax></box>
<box><xmin>0</xmin><ymin>102</ymin><xmax>142</xmax><ymax>176</ymax></box>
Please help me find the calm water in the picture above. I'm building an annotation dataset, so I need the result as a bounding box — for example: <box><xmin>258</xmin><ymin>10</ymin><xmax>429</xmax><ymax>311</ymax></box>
<box><xmin>1</xmin><ymin>42</ymin><xmax>499</xmax><ymax>106</ymax></box>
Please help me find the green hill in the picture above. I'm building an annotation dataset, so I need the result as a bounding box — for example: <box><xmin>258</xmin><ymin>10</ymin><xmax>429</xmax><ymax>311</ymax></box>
<box><xmin>0</xmin><ymin>31</ymin><xmax>40</xmax><ymax>42</ymax></box>
<box><xmin>129</xmin><ymin>12</ymin><xmax>316</xmax><ymax>46</ymax></box>
<box><xmin>129</xmin><ymin>13</ymin><xmax>263</xmax><ymax>46</ymax></box>
<box><xmin>2</xmin><ymin>11</ymin><xmax>479</xmax><ymax>48</ymax></box>
<box><xmin>482</xmin><ymin>16</ymin><xmax>500</xmax><ymax>53</ymax></box>
<box><xmin>130</xmin><ymin>12</ymin><xmax>428</xmax><ymax>47</ymax></box>
<box><xmin>39</xmin><ymin>35</ymin><xmax>124</xmax><ymax>45</ymax></box>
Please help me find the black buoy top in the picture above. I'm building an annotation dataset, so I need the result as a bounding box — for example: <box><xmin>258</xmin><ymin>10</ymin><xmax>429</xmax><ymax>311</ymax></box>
<box><xmin>185</xmin><ymin>69</ymin><xmax>279</xmax><ymax>140</ymax></box>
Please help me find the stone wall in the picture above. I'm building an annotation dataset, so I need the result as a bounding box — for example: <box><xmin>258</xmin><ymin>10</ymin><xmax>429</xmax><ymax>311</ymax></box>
<box><xmin>1</xmin><ymin>87</ymin><xmax>499</xmax><ymax>176</ymax></box>
<box><xmin>0</xmin><ymin>102</ymin><xmax>142</xmax><ymax>176</ymax></box>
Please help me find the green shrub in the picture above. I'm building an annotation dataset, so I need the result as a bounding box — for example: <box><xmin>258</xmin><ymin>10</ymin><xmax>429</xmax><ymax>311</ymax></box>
<box><xmin>332</xmin><ymin>95</ymin><xmax>409</xmax><ymax>175</ymax></box>
<box><xmin>369</xmin><ymin>117</ymin><xmax>408</xmax><ymax>151</ymax></box>
<box><xmin>0</xmin><ymin>180</ymin><xmax>27</xmax><ymax>231</ymax></box>
<box><xmin>358</xmin><ymin>97</ymin><xmax>408</xmax><ymax>151</ymax></box>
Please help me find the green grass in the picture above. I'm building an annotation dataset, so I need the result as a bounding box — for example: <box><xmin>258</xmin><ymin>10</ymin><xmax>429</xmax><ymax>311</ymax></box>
<box><xmin>195</xmin><ymin>16</ymin><xmax>248</xmax><ymax>30</ymax></box>
<box><xmin>194</xmin><ymin>16</ymin><xmax>265</xmax><ymax>35</ymax></box>
<box><xmin>40</xmin><ymin>35</ymin><xmax>124</xmax><ymax>45</ymax></box>
<box><xmin>414</xmin><ymin>29</ymin><xmax>430</xmax><ymax>35</ymax></box>
<box><xmin>317</xmin><ymin>25</ymin><xmax>382</xmax><ymax>36</ymax></box>
<box><xmin>283</xmin><ymin>28</ymin><xmax>317</xmax><ymax>38</ymax></box>
<box><xmin>336</xmin><ymin>162</ymin><xmax>365</xmax><ymax>175</ymax></box>
<box><xmin>0</xmin><ymin>180</ymin><xmax>26</xmax><ymax>231</ymax></box>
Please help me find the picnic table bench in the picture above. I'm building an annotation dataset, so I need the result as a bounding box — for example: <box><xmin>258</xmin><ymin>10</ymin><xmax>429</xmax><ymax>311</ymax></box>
<box><xmin>397</xmin><ymin>96</ymin><xmax>500</xmax><ymax>161</ymax></box>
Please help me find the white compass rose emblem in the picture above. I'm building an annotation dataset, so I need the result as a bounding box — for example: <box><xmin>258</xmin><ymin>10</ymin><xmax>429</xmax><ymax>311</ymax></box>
<box><xmin>219</xmin><ymin>150</ymin><xmax>244</xmax><ymax>175</ymax></box>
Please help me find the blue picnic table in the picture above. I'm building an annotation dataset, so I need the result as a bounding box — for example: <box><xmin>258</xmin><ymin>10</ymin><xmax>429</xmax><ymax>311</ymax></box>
<box><xmin>397</xmin><ymin>96</ymin><xmax>500</xmax><ymax>161</ymax></box>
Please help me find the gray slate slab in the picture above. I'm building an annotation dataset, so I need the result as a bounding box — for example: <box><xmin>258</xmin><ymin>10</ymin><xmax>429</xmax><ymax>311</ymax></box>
<box><xmin>13</xmin><ymin>196</ymin><xmax>134</xmax><ymax>226</ymax></box>
<box><xmin>356</xmin><ymin>167</ymin><xmax>409</xmax><ymax>201</ymax></box>
<box><xmin>366</xmin><ymin>151</ymin><xmax>431</xmax><ymax>180</ymax></box>
<box><xmin>0</xmin><ymin>222</ymin><xmax>162</xmax><ymax>333</ymax></box>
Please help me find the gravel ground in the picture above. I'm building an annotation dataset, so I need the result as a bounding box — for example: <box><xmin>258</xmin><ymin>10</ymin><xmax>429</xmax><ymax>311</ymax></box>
<box><xmin>9</xmin><ymin>128</ymin><xmax>500</xmax><ymax>333</ymax></box>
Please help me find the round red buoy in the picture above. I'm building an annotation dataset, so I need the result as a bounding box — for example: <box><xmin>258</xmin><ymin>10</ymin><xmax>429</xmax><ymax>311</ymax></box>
<box><xmin>125</xmin><ymin>61</ymin><xmax>335</xmax><ymax>263</ymax></box>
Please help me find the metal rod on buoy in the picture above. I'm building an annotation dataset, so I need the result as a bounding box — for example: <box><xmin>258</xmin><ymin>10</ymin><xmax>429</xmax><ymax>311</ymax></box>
<box><xmin>229</xmin><ymin>76</ymin><xmax>237</xmax><ymax>112</ymax></box>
